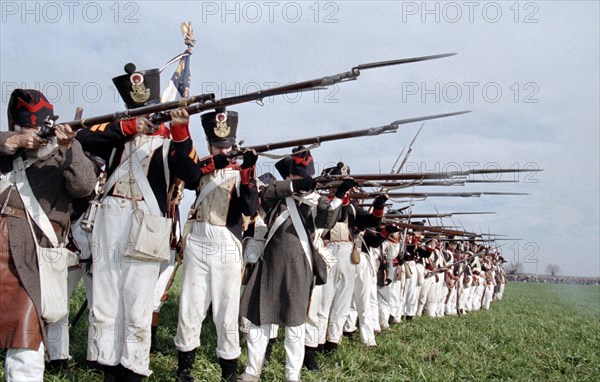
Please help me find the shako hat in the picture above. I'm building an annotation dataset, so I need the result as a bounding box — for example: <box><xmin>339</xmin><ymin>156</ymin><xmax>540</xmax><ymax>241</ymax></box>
<box><xmin>112</xmin><ymin>63</ymin><xmax>161</xmax><ymax>109</ymax></box>
<box><xmin>201</xmin><ymin>108</ymin><xmax>238</xmax><ymax>148</ymax></box>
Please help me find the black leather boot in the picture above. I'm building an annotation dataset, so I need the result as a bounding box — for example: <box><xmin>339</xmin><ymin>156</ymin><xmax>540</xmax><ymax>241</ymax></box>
<box><xmin>103</xmin><ymin>364</ymin><xmax>123</xmax><ymax>382</ymax></box>
<box><xmin>121</xmin><ymin>366</ymin><xmax>145</xmax><ymax>382</ymax></box>
<box><xmin>150</xmin><ymin>312</ymin><xmax>167</xmax><ymax>355</ymax></box>
<box><xmin>218</xmin><ymin>357</ymin><xmax>238</xmax><ymax>382</ymax></box>
<box><xmin>316</xmin><ymin>343</ymin><xmax>324</xmax><ymax>353</ymax></box>
<box><xmin>176</xmin><ymin>349</ymin><xmax>197</xmax><ymax>382</ymax></box>
<box><xmin>46</xmin><ymin>359</ymin><xmax>69</xmax><ymax>372</ymax></box>
<box><xmin>302</xmin><ymin>345</ymin><xmax>319</xmax><ymax>372</ymax></box>
<box><xmin>323</xmin><ymin>341</ymin><xmax>339</xmax><ymax>354</ymax></box>
<box><xmin>150</xmin><ymin>325</ymin><xmax>167</xmax><ymax>355</ymax></box>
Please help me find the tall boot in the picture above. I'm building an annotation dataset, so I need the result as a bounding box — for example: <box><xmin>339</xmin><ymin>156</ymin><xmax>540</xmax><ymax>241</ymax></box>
<box><xmin>121</xmin><ymin>366</ymin><xmax>145</xmax><ymax>382</ymax></box>
<box><xmin>103</xmin><ymin>364</ymin><xmax>123</xmax><ymax>382</ymax></box>
<box><xmin>323</xmin><ymin>341</ymin><xmax>339</xmax><ymax>354</ymax></box>
<box><xmin>315</xmin><ymin>343</ymin><xmax>324</xmax><ymax>354</ymax></box>
<box><xmin>302</xmin><ymin>345</ymin><xmax>319</xmax><ymax>372</ymax></box>
<box><xmin>176</xmin><ymin>349</ymin><xmax>197</xmax><ymax>382</ymax></box>
<box><xmin>218</xmin><ymin>357</ymin><xmax>238</xmax><ymax>382</ymax></box>
<box><xmin>150</xmin><ymin>312</ymin><xmax>166</xmax><ymax>355</ymax></box>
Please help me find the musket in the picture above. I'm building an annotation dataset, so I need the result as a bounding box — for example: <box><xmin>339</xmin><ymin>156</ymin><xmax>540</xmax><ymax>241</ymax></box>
<box><xmin>340</xmin><ymin>179</ymin><xmax>518</xmax><ymax>189</ymax></box>
<box><xmin>150</xmin><ymin>53</ymin><xmax>459</xmax><ymax>124</ymax></box>
<box><xmin>41</xmin><ymin>53</ymin><xmax>457</xmax><ymax>136</ymax></box>
<box><xmin>335</xmin><ymin>191</ymin><xmax>528</xmax><ymax>199</ymax></box>
<box><xmin>383</xmin><ymin>221</ymin><xmax>480</xmax><ymax>237</ymax></box>
<box><xmin>385</xmin><ymin>211</ymin><xmax>496</xmax><ymax>219</ymax></box>
<box><xmin>397</xmin><ymin>123</ymin><xmax>424</xmax><ymax>173</ymax></box>
<box><xmin>316</xmin><ymin>168</ymin><xmax>542</xmax><ymax>184</ymax></box>
<box><xmin>159</xmin><ymin>178</ymin><xmax>186</xmax><ymax>303</ymax></box>
<box><xmin>389</xmin><ymin>146</ymin><xmax>406</xmax><ymax>175</ymax></box>
<box><xmin>70</xmin><ymin>298</ymin><xmax>88</xmax><ymax>328</ymax></box>
<box><xmin>317</xmin><ymin>179</ymin><xmax>523</xmax><ymax>189</ymax></box>
<box><xmin>38</xmin><ymin>93</ymin><xmax>215</xmax><ymax>137</ymax></box>
<box><xmin>378</xmin><ymin>124</ymin><xmax>421</xmax><ymax>191</ymax></box>
<box><xmin>317</xmin><ymin>179</ymin><xmax>464</xmax><ymax>189</ymax></box>
<box><xmin>232</xmin><ymin>111</ymin><xmax>470</xmax><ymax>156</ymax></box>
<box><xmin>425</xmin><ymin>251</ymin><xmax>483</xmax><ymax>279</ymax></box>
<box><xmin>356</xmin><ymin>202</ymin><xmax>393</xmax><ymax>208</ymax></box>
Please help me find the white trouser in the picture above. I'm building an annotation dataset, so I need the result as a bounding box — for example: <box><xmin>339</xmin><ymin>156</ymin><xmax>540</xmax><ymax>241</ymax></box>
<box><xmin>497</xmin><ymin>283</ymin><xmax>505</xmax><ymax>300</ymax></box>
<box><xmin>445</xmin><ymin>286</ymin><xmax>458</xmax><ymax>315</ymax></box>
<box><xmin>245</xmin><ymin>323</ymin><xmax>304</xmax><ymax>381</ymax></box>
<box><xmin>465</xmin><ymin>281</ymin><xmax>476</xmax><ymax>311</ymax></box>
<box><xmin>153</xmin><ymin>249</ymin><xmax>177</xmax><ymax>312</ymax></box>
<box><xmin>319</xmin><ymin>241</ymin><xmax>358</xmax><ymax>344</ymax></box>
<box><xmin>388</xmin><ymin>279</ymin><xmax>404</xmax><ymax>321</ymax></box>
<box><xmin>305</xmin><ymin>284</ymin><xmax>323</xmax><ymax>347</ymax></box>
<box><xmin>417</xmin><ymin>274</ymin><xmax>436</xmax><ymax>316</ymax></box>
<box><xmin>437</xmin><ymin>283</ymin><xmax>447</xmax><ymax>317</ymax></box>
<box><xmin>459</xmin><ymin>283</ymin><xmax>471</xmax><ymax>311</ymax></box>
<box><xmin>88</xmin><ymin>196</ymin><xmax>161</xmax><ymax>376</ymax></box>
<box><xmin>317</xmin><ymin>242</ymin><xmax>354</xmax><ymax>344</ymax></box>
<box><xmin>403</xmin><ymin>262</ymin><xmax>419</xmax><ymax>316</ymax></box>
<box><xmin>47</xmin><ymin>266</ymin><xmax>93</xmax><ymax>361</ymax></box>
<box><xmin>469</xmin><ymin>280</ymin><xmax>481</xmax><ymax>311</ymax></box>
<box><xmin>482</xmin><ymin>284</ymin><xmax>494</xmax><ymax>310</ymax></box>
<box><xmin>351</xmin><ymin>252</ymin><xmax>376</xmax><ymax>346</ymax></box>
<box><xmin>174</xmin><ymin>221</ymin><xmax>242</xmax><ymax>360</ymax></box>
<box><xmin>5</xmin><ymin>343</ymin><xmax>45</xmax><ymax>382</ymax></box>
<box><xmin>377</xmin><ymin>283</ymin><xmax>391</xmax><ymax>328</ymax></box>
<box><xmin>344</xmin><ymin>303</ymin><xmax>358</xmax><ymax>332</ymax></box>
<box><xmin>475</xmin><ymin>281</ymin><xmax>486</xmax><ymax>310</ymax></box>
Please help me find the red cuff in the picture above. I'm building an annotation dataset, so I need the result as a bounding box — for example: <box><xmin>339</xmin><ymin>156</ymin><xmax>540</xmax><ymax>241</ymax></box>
<box><xmin>200</xmin><ymin>155</ymin><xmax>216</xmax><ymax>175</ymax></box>
<box><xmin>380</xmin><ymin>227</ymin><xmax>389</xmax><ymax>238</ymax></box>
<box><xmin>342</xmin><ymin>196</ymin><xmax>350</xmax><ymax>206</ymax></box>
<box><xmin>240</xmin><ymin>167</ymin><xmax>255</xmax><ymax>185</ymax></box>
<box><xmin>372</xmin><ymin>207</ymin><xmax>384</xmax><ymax>218</ymax></box>
<box><xmin>120</xmin><ymin>118</ymin><xmax>137</xmax><ymax>136</ymax></box>
<box><xmin>170</xmin><ymin>122</ymin><xmax>190</xmax><ymax>142</ymax></box>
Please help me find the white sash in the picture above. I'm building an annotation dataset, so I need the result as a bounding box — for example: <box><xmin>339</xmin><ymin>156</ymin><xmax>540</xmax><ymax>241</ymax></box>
<box><xmin>192</xmin><ymin>170</ymin><xmax>240</xmax><ymax>212</ymax></box>
<box><xmin>13</xmin><ymin>157</ymin><xmax>60</xmax><ymax>246</ymax></box>
<box><xmin>285</xmin><ymin>197</ymin><xmax>313</xmax><ymax>271</ymax></box>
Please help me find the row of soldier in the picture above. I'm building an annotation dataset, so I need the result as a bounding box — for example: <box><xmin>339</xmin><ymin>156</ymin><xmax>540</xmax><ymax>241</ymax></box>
<box><xmin>0</xmin><ymin>65</ymin><xmax>507</xmax><ymax>382</ymax></box>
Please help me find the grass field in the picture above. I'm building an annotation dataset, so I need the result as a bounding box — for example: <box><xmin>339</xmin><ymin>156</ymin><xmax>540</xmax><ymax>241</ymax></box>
<box><xmin>1</xmin><ymin>281</ymin><xmax>599</xmax><ymax>381</ymax></box>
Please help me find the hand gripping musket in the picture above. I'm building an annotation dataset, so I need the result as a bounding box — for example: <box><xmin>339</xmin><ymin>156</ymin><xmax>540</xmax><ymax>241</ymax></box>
<box><xmin>38</xmin><ymin>93</ymin><xmax>216</xmax><ymax>138</ymax></box>
<box><xmin>425</xmin><ymin>250</ymin><xmax>483</xmax><ymax>279</ymax></box>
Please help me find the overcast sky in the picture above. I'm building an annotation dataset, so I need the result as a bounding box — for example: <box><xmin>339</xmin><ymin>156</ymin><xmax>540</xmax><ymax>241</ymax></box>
<box><xmin>1</xmin><ymin>1</ymin><xmax>598</xmax><ymax>277</ymax></box>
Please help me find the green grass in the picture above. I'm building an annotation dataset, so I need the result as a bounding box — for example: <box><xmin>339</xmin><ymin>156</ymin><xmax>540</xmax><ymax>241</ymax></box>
<box><xmin>1</xmin><ymin>281</ymin><xmax>599</xmax><ymax>381</ymax></box>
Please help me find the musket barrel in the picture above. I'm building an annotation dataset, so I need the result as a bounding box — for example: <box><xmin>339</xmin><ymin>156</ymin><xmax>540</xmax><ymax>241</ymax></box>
<box><xmin>333</xmin><ymin>191</ymin><xmax>525</xmax><ymax>198</ymax></box>
<box><xmin>319</xmin><ymin>168</ymin><xmax>542</xmax><ymax>182</ymax></box>
<box><xmin>354</xmin><ymin>53</ymin><xmax>457</xmax><ymax>70</ymax></box>
<box><xmin>56</xmin><ymin>93</ymin><xmax>215</xmax><ymax>131</ymax></box>
<box><xmin>244</xmin><ymin>124</ymin><xmax>397</xmax><ymax>153</ymax></box>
